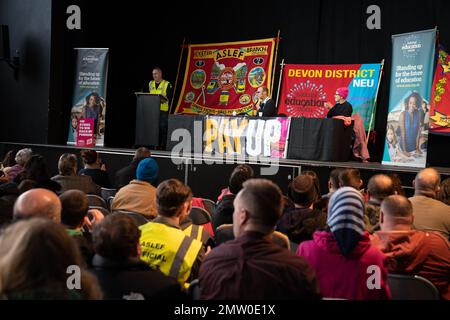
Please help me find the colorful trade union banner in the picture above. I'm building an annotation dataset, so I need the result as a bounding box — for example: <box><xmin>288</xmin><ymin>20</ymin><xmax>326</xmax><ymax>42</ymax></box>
<box><xmin>175</xmin><ymin>38</ymin><xmax>276</xmax><ymax>115</ymax></box>
<box><xmin>430</xmin><ymin>48</ymin><xmax>450</xmax><ymax>134</ymax></box>
<box><xmin>278</xmin><ymin>64</ymin><xmax>382</xmax><ymax>130</ymax></box>
<box><xmin>67</xmin><ymin>48</ymin><xmax>109</xmax><ymax>147</ymax></box>
<box><xmin>382</xmin><ymin>29</ymin><xmax>436</xmax><ymax>168</ymax></box>
<box><xmin>204</xmin><ymin>116</ymin><xmax>291</xmax><ymax>159</ymax></box>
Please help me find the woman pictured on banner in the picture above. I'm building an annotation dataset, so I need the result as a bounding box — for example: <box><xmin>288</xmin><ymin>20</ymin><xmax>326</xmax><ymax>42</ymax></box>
<box><xmin>386</xmin><ymin>124</ymin><xmax>410</xmax><ymax>162</ymax></box>
<box><xmin>81</xmin><ymin>92</ymin><xmax>104</xmax><ymax>136</ymax></box>
<box><xmin>68</xmin><ymin>114</ymin><xmax>79</xmax><ymax>142</ymax></box>
<box><xmin>398</xmin><ymin>91</ymin><xmax>423</xmax><ymax>157</ymax></box>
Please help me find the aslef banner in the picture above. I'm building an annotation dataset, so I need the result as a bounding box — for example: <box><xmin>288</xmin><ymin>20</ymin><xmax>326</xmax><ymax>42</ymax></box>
<box><xmin>67</xmin><ymin>48</ymin><xmax>109</xmax><ymax>147</ymax></box>
<box><xmin>382</xmin><ymin>29</ymin><xmax>436</xmax><ymax>168</ymax></box>
<box><xmin>175</xmin><ymin>38</ymin><xmax>275</xmax><ymax>115</ymax></box>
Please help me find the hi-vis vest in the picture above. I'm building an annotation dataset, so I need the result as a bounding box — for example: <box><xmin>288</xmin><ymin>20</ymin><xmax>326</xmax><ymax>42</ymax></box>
<box><xmin>149</xmin><ymin>80</ymin><xmax>170</xmax><ymax>112</ymax></box>
<box><xmin>139</xmin><ymin>222</ymin><xmax>202</xmax><ymax>285</ymax></box>
<box><xmin>183</xmin><ymin>224</ymin><xmax>210</xmax><ymax>246</ymax></box>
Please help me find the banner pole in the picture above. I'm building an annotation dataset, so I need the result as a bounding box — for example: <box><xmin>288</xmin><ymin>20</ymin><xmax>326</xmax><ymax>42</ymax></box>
<box><xmin>275</xmin><ymin>59</ymin><xmax>285</xmax><ymax>109</ymax></box>
<box><xmin>366</xmin><ymin>59</ymin><xmax>385</xmax><ymax>145</ymax></box>
<box><xmin>170</xmin><ymin>37</ymin><xmax>186</xmax><ymax>114</ymax></box>
<box><xmin>270</xmin><ymin>30</ymin><xmax>281</xmax><ymax>96</ymax></box>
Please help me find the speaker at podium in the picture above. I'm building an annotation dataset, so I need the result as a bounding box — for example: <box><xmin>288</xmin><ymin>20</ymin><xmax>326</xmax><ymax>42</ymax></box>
<box><xmin>134</xmin><ymin>93</ymin><xmax>167</xmax><ymax>147</ymax></box>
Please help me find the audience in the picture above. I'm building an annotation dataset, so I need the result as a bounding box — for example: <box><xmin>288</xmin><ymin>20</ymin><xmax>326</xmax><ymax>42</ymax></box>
<box><xmin>115</xmin><ymin>147</ymin><xmax>151</xmax><ymax>189</ymax></box>
<box><xmin>323</xmin><ymin>168</ymin><xmax>342</xmax><ymax>199</ymax></box>
<box><xmin>13</xmin><ymin>188</ymin><xmax>62</xmax><ymax>223</ymax></box>
<box><xmin>366</xmin><ymin>174</ymin><xmax>396</xmax><ymax>232</ymax></box>
<box><xmin>79</xmin><ymin>150</ymin><xmax>112</xmax><ymax>188</ymax></box>
<box><xmin>302</xmin><ymin>170</ymin><xmax>328</xmax><ymax>213</ymax></box>
<box><xmin>0</xmin><ymin>181</ymin><xmax>20</xmax><ymax>227</ymax></box>
<box><xmin>297</xmin><ymin>187</ymin><xmax>390</xmax><ymax>299</ymax></box>
<box><xmin>371</xmin><ymin>195</ymin><xmax>450</xmax><ymax>300</ymax></box>
<box><xmin>199</xmin><ymin>179</ymin><xmax>321</xmax><ymax>300</ymax></box>
<box><xmin>339</xmin><ymin>168</ymin><xmax>363</xmax><ymax>191</ymax></box>
<box><xmin>3</xmin><ymin>148</ymin><xmax>32</xmax><ymax>182</ymax></box>
<box><xmin>212</xmin><ymin>164</ymin><xmax>254</xmax><ymax>232</ymax></box>
<box><xmin>111</xmin><ymin>158</ymin><xmax>159</xmax><ymax>219</ymax></box>
<box><xmin>51</xmin><ymin>153</ymin><xmax>101</xmax><ymax>195</ymax></box>
<box><xmin>1</xmin><ymin>149</ymin><xmax>17</xmax><ymax>170</ymax></box>
<box><xmin>409</xmin><ymin>168</ymin><xmax>450</xmax><ymax>238</ymax></box>
<box><xmin>15</xmin><ymin>154</ymin><xmax>61</xmax><ymax>193</ymax></box>
<box><xmin>216</xmin><ymin>164</ymin><xmax>254</xmax><ymax>202</ymax></box>
<box><xmin>277</xmin><ymin>174</ymin><xmax>327</xmax><ymax>244</ymax></box>
<box><xmin>91</xmin><ymin>214</ymin><xmax>187</xmax><ymax>300</ymax></box>
<box><xmin>387</xmin><ymin>173</ymin><xmax>406</xmax><ymax>196</ymax></box>
<box><xmin>0</xmin><ymin>218</ymin><xmax>102</xmax><ymax>299</ymax></box>
<box><xmin>139</xmin><ymin>179</ymin><xmax>205</xmax><ymax>286</ymax></box>
<box><xmin>437</xmin><ymin>177</ymin><xmax>450</xmax><ymax>205</ymax></box>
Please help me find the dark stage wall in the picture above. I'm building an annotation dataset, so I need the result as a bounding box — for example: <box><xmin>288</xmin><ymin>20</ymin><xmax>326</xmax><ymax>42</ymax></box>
<box><xmin>1</xmin><ymin>0</ymin><xmax>450</xmax><ymax>166</ymax></box>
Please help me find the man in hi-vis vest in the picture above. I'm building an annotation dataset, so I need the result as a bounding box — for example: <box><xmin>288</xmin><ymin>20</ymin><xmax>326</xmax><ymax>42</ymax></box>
<box><xmin>139</xmin><ymin>179</ymin><xmax>205</xmax><ymax>287</ymax></box>
<box><xmin>149</xmin><ymin>67</ymin><xmax>173</xmax><ymax>149</ymax></box>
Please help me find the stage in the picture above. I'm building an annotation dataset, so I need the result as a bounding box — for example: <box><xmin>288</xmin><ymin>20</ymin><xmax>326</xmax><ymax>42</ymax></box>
<box><xmin>2</xmin><ymin>141</ymin><xmax>449</xmax><ymax>200</ymax></box>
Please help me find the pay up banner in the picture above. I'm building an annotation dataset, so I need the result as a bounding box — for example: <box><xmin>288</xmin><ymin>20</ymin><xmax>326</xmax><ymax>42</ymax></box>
<box><xmin>67</xmin><ymin>48</ymin><xmax>109</xmax><ymax>147</ymax></box>
<box><xmin>175</xmin><ymin>38</ymin><xmax>276</xmax><ymax>115</ymax></box>
<box><xmin>382</xmin><ymin>29</ymin><xmax>436</xmax><ymax>168</ymax></box>
<box><xmin>278</xmin><ymin>64</ymin><xmax>382</xmax><ymax>130</ymax></box>
<box><xmin>204</xmin><ymin>116</ymin><xmax>291</xmax><ymax>158</ymax></box>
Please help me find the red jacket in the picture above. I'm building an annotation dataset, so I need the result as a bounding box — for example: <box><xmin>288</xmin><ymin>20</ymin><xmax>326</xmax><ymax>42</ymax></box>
<box><xmin>297</xmin><ymin>231</ymin><xmax>391</xmax><ymax>300</ymax></box>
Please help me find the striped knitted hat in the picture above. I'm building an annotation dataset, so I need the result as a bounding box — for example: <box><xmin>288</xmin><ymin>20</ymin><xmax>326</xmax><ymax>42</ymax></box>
<box><xmin>327</xmin><ymin>187</ymin><xmax>365</xmax><ymax>256</ymax></box>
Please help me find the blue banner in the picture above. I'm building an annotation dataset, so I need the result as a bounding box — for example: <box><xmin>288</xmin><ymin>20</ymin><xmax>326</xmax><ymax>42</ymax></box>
<box><xmin>382</xmin><ymin>29</ymin><xmax>436</xmax><ymax>168</ymax></box>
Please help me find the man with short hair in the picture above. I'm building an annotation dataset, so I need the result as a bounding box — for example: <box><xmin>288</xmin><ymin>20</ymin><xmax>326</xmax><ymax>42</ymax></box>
<box><xmin>409</xmin><ymin>168</ymin><xmax>450</xmax><ymax>238</ymax></box>
<box><xmin>323</xmin><ymin>168</ymin><xmax>342</xmax><ymax>199</ymax></box>
<box><xmin>92</xmin><ymin>214</ymin><xmax>187</xmax><ymax>300</ymax></box>
<box><xmin>255</xmin><ymin>86</ymin><xmax>277</xmax><ymax>117</ymax></box>
<box><xmin>111</xmin><ymin>158</ymin><xmax>159</xmax><ymax>219</ymax></box>
<box><xmin>366</xmin><ymin>174</ymin><xmax>396</xmax><ymax>231</ymax></box>
<box><xmin>115</xmin><ymin>147</ymin><xmax>151</xmax><ymax>189</ymax></box>
<box><xmin>371</xmin><ymin>195</ymin><xmax>450</xmax><ymax>299</ymax></box>
<box><xmin>51</xmin><ymin>153</ymin><xmax>101</xmax><ymax>195</ymax></box>
<box><xmin>199</xmin><ymin>179</ymin><xmax>321</xmax><ymax>299</ymax></box>
<box><xmin>13</xmin><ymin>188</ymin><xmax>61</xmax><ymax>222</ymax></box>
<box><xmin>139</xmin><ymin>179</ymin><xmax>204</xmax><ymax>287</ymax></box>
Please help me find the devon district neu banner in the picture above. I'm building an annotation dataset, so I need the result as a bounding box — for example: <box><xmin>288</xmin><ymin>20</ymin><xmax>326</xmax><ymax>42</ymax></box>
<box><xmin>278</xmin><ymin>64</ymin><xmax>381</xmax><ymax>130</ymax></box>
<box><xmin>175</xmin><ymin>38</ymin><xmax>276</xmax><ymax>115</ymax></box>
<box><xmin>382</xmin><ymin>29</ymin><xmax>436</xmax><ymax>168</ymax></box>
<box><xmin>67</xmin><ymin>48</ymin><xmax>109</xmax><ymax>147</ymax></box>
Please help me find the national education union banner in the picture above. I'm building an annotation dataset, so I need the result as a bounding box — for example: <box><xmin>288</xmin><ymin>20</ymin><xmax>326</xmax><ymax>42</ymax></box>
<box><xmin>175</xmin><ymin>38</ymin><xmax>276</xmax><ymax>115</ymax></box>
<box><xmin>204</xmin><ymin>116</ymin><xmax>291</xmax><ymax>158</ymax></box>
<box><xmin>430</xmin><ymin>48</ymin><xmax>450</xmax><ymax>134</ymax></box>
<box><xmin>67</xmin><ymin>48</ymin><xmax>109</xmax><ymax>147</ymax></box>
<box><xmin>278</xmin><ymin>64</ymin><xmax>382</xmax><ymax>130</ymax></box>
<box><xmin>382</xmin><ymin>29</ymin><xmax>436</xmax><ymax>168</ymax></box>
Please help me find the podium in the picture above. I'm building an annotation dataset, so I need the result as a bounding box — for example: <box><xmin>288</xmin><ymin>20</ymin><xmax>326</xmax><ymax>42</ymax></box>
<box><xmin>134</xmin><ymin>93</ymin><xmax>165</xmax><ymax>147</ymax></box>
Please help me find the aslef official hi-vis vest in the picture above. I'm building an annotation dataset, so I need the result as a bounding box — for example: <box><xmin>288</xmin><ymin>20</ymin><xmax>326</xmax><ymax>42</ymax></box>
<box><xmin>149</xmin><ymin>80</ymin><xmax>170</xmax><ymax>112</ymax></box>
<box><xmin>139</xmin><ymin>221</ymin><xmax>202</xmax><ymax>285</ymax></box>
<box><xmin>183</xmin><ymin>224</ymin><xmax>211</xmax><ymax>245</ymax></box>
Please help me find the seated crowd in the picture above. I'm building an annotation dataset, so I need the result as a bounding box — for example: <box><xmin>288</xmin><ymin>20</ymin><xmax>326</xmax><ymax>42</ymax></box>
<box><xmin>0</xmin><ymin>148</ymin><xmax>449</xmax><ymax>300</ymax></box>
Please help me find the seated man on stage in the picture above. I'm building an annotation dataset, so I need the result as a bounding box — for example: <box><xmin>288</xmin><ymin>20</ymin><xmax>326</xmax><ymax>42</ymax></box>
<box><xmin>149</xmin><ymin>67</ymin><xmax>173</xmax><ymax>148</ymax></box>
<box><xmin>255</xmin><ymin>86</ymin><xmax>277</xmax><ymax>117</ymax></box>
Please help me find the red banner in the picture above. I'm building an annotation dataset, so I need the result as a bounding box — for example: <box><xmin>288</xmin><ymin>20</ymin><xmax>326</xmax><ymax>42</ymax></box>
<box><xmin>175</xmin><ymin>38</ymin><xmax>276</xmax><ymax>115</ymax></box>
<box><xmin>430</xmin><ymin>49</ymin><xmax>450</xmax><ymax>134</ymax></box>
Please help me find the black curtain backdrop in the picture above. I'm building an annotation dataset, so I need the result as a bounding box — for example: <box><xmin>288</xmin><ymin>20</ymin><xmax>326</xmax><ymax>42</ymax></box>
<box><xmin>3</xmin><ymin>0</ymin><xmax>449</xmax><ymax>165</ymax></box>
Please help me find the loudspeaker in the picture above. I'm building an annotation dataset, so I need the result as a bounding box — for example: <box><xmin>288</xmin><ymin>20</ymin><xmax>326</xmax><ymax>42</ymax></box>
<box><xmin>0</xmin><ymin>25</ymin><xmax>11</xmax><ymax>60</ymax></box>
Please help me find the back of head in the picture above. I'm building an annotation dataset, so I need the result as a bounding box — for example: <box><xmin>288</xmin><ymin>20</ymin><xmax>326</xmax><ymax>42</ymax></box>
<box><xmin>288</xmin><ymin>175</ymin><xmax>317</xmax><ymax>207</ymax></box>
<box><xmin>13</xmin><ymin>188</ymin><xmax>62</xmax><ymax>223</ymax></box>
<box><xmin>23</xmin><ymin>154</ymin><xmax>50</xmax><ymax>182</ymax></box>
<box><xmin>367</xmin><ymin>174</ymin><xmax>395</xmax><ymax>201</ymax></box>
<box><xmin>381</xmin><ymin>195</ymin><xmax>413</xmax><ymax>220</ymax></box>
<box><xmin>339</xmin><ymin>168</ymin><xmax>362</xmax><ymax>190</ymax></box>
<box><xmin>387</xmin><ymin>173</ymin><xmax>406</xmax><ymax>196</ymax></box>
<box><xmin>414</xmin><ymin>168</ymin><xmax>441</xmax><ymax>198</ymax></box>
<box><xmin>58</xmin><ymin>153</ymin><xmax>78</xmax><ymax>176</ymax></box>
<box><xmin>329</xmin><ymin>168</ymin><xmax>343</xmax><ymax>191</ymax></box>
<box><xmin>156</xmin><ymin>179</ymin><xmax>192</xmax><ymax>217</ymax></box>
<box><xmin>437</xmin><ymin>177</ymin><xmax>450</xmax><ymax>205</ymax></box>
<box><xmin>80</xmin><ymin>150</ymin><xmax>98</xmax><ymax>165</ymax></box>
<box><xmin>136</xmin><ymin>158</ymin><xmax>159</xmax><ymax>184</ymax></box>
<box><xmin>2</xmin><ymin>149</ymin><xmax>17</xmax><ymax>167</ymax></box>
<box><xmin>133</xmin><ymin>147</ymin><xmax>151</xmax><ymax>162</ymax></box>
<box><xmin>0</xmin><ymin>218</ymin><xmax>99</xmax><ymax>299</ymax></box>
<box><xmin>92</xmin><ymin>214</ymin><xmax>140</xmax><ymax>260</ymax></box>
<box><xmin>15</xmin><ymin>148</ymin><xmax>33</xmax><ymax>166</ymax></box>
<box><xmin>228</xmin><ymin>165</ymin><xmax>254</xmax><ymax>194</ymax></box>
<box><xmin>327</xmin><ymin>187</ymin><xmax>365</xmax><ymax>256</ymax></box>
<box><xmin>59</xmin><ymin>190</ymin><xmax>89</xmax><ymax>228</ymax></box>
<box><xmin>238</xmin><ymin>179</ymin><xmax>283</xmax><ymax>231</ymax></box>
